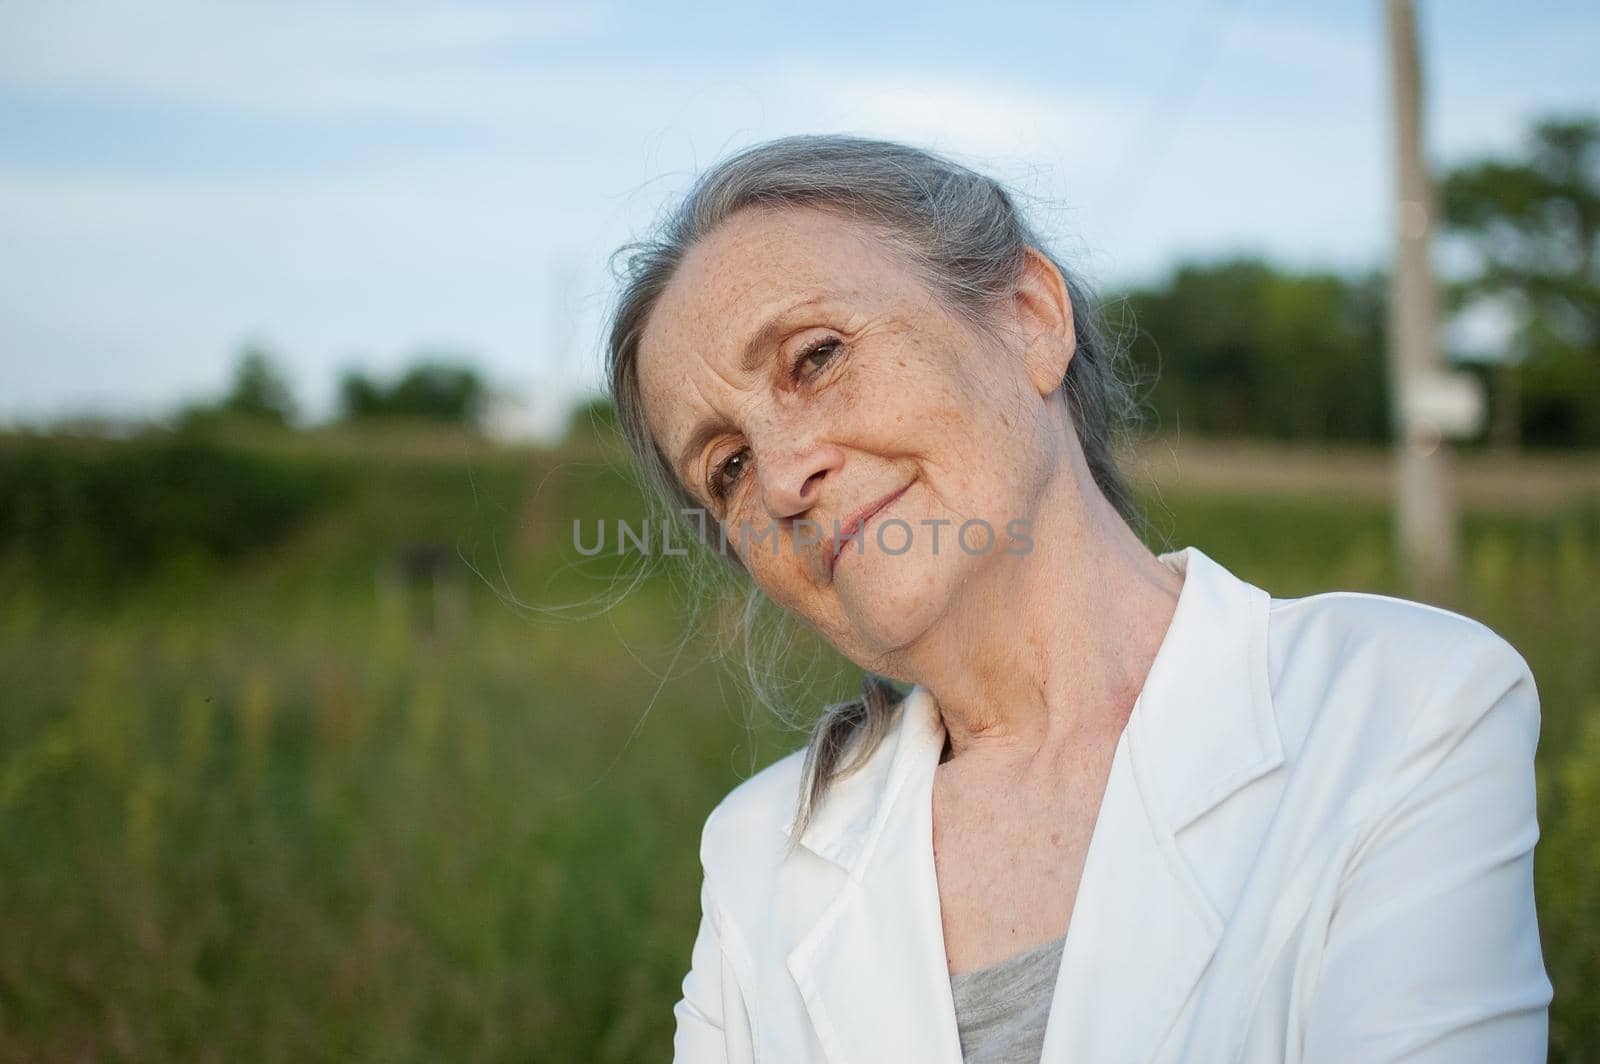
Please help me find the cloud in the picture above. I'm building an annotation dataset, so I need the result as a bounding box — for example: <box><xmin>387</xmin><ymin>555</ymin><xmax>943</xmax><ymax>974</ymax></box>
<box><xmin>0</xmin><ymin>0</ymin><xmax>618</xmax><ymax>119</ymax></box>
<box><xmin>785</xmin><ymin>69</ymin><xmax>1136</xmax><ymax>167</ymax></box>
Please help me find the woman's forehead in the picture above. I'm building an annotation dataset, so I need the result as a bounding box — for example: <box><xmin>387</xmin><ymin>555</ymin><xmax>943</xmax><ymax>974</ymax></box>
<box><xmin>648</xmin><ymin>207</ymin><xmax>907</xmax><ymax>349</ymax></box>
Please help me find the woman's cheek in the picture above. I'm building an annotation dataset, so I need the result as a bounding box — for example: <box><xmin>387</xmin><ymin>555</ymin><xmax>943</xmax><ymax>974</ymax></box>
<box><xmin>741</xmin><ymin>545</ymin><xmax>807</xmax><ymax>606</ymax></box>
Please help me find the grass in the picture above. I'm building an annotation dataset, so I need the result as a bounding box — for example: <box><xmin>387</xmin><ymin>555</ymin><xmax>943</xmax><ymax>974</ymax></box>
<box><xmin>0</xmin><ymin>428</ymin><xmax>1595</xmax><ymax>1061</ymax></box>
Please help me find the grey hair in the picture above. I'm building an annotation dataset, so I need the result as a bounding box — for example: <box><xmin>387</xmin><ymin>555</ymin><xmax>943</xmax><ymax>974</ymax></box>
<box><xmin>603</xmin><ymin>133</ymin><xmax>1151</xmax><ymax>849</ymax></box>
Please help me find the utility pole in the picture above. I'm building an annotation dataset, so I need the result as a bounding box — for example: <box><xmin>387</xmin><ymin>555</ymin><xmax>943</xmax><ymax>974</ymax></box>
<box><xmin>1384</xmin><ymin>0</ymin><xmax>1483</xmax><ymax>605</ymax></box>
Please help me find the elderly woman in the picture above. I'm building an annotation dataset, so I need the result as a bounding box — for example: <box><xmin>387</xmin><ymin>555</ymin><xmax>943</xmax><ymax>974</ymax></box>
<box><xmin>603</xmin><ymin>134</ymin><xmax>1551</xmax><ymax>1063</ymax></box>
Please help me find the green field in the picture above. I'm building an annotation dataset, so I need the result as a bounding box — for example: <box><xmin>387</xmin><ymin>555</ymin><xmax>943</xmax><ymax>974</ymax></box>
<box><xmin>1</xmin><ymin>426</ymin><xmax>1596</xmax><ymax>1061</ymax></box>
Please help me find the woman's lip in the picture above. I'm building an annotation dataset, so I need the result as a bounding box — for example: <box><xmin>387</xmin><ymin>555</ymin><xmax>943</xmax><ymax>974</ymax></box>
<box><xmin>829</xmin><ymin>483</ymin><xmax>910</xmax><ymax>577</ymax></box>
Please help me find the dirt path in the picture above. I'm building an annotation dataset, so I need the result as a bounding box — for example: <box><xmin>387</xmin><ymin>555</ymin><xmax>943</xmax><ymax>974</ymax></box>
<box><xmin>1121</xmin><ymin>436</ymin><xmax>1600</xmax><ymax>512</ymax></box>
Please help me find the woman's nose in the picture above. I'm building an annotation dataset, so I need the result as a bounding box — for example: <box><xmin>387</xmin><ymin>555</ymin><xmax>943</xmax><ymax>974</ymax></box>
<box><xmin>756</xmin><ymin>439</ymin><xmax>844</xmax><ymax>520</ymax></box>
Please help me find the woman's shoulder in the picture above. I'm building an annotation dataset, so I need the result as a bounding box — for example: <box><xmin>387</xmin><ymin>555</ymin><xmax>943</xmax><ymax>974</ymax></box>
<box><xmin>694</xmin><ymin>744</ymin><xmax>812</xmax><ymax>887</ymax></box>
<box><xmin>705</xmin><ymin>745</ymin><xmax>810</xmax><ymax>836</ymax></box>
<box><xmin>1265</xmin><ymin>582</ymin><xmax>1533</xmax><ymax>691</ymax></box>
<box><xmin>1262</xmin><ymin>583</ymin><xmax>1538</xmax><ymax>774</ymax></box>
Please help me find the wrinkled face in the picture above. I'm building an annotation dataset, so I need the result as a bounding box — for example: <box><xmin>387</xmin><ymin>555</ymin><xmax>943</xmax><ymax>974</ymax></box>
<box><xmin>636</xmin><ymin>205</ymin><xmax>1074</xmax><ymax>671</ymax></box>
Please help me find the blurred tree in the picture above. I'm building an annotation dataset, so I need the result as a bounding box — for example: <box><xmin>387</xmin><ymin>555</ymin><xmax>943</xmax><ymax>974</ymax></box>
<box><xmin>389</xmin><ymin>362</ymin><xmax>486</xmax><ymax>426</ymax></box>
<box><xmin>1441</xmin><ymin>113</ymin><xmax>1600</xmax><ymax>448</ymax></box>
<box><xmin>1116</xmin><ymin>257</ymin><xmax>1390</xmax><ymax>443</ymax></box>
<box><xmin>336</xmin><ymin>357</ymin><xmax>487</xmax><ymax>430</ymax></box>
<box><xmin>174</xmin><ymin>344</ymin><xmax>298</xmax><ymax>432</ymax></box>
<box><xmin>337</xmin><ymin>370</ymin><xmax>385</xmax><ymax>421</ymax></box>
<box><xmin>222</xmin><ymin>346</ymin><xmax>298</xmax><ymax>427</ymax></box>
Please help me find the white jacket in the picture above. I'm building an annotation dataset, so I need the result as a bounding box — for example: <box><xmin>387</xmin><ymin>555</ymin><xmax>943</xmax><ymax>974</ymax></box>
<box><xmin>672</xmin><ymin>544</ymin><xmax>1552</xmax><ymax>1063</ymax></box>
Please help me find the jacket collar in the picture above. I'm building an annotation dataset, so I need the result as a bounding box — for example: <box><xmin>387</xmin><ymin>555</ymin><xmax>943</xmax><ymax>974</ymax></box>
<box><xmin>780</xmin><ymin>544</ymin><xmax>1285</xmax><ymax>1063</ymax></box>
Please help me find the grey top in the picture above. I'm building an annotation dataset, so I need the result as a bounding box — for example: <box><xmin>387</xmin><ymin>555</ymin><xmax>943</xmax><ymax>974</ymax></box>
<box><xmin>948</xmin><ymin>933</ymin><xmax>1067</xmax><ymax>1064</ymax></box>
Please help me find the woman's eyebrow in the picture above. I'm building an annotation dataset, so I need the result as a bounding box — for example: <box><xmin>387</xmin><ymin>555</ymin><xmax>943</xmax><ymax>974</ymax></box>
<box><xmin>736</xmin><ymin>296</ymin><xmax>828</xmax><ymax>373</ymax></box>
<box><xmin>672</xmin><ymin>296</ymin><xmax>832</xmax><ymax>479</ymax></box>
<box><xmin>674</xmin><ymin>415</ymin><xmax>733</xmax><ymax>486</ymax></box>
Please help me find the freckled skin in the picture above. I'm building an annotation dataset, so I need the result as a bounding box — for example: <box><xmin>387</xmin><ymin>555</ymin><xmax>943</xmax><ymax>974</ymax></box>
<box><xmin>636</xmin><ymin>206</ymin><xmax>1070</xmax><ymax>673</ymax></box>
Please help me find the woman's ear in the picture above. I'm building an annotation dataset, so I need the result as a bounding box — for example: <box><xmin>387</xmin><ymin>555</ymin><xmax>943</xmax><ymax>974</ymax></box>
<box><xmin>1013</xmin><ymin>246</ymin><xmax>1077</xmax><ymax>399</ymax></box>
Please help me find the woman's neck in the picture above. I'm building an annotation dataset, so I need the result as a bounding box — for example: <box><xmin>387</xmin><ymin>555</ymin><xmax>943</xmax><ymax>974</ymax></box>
<box><xmin>903</xmin><ymin>473</ymin><xmax>1184</xmax><ymax>772</ymax></box>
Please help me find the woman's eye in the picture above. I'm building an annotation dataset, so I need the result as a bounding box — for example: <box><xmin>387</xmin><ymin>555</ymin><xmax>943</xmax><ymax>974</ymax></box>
<box><xmin>709</xmin><ymin>447</ymin><xmax>750</xmax><ymax>501</ymax></box>
<box><xmin>794</xmin><ymin>338</ymin><xmax>841</xmax><ymax>379</ymax></box>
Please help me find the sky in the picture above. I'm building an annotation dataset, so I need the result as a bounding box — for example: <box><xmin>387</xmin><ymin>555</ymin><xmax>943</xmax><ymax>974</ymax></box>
<box><xmin>1</xmin><ymin>0</ymin><xmax>1596</xmax><ymax>438</ymax></box>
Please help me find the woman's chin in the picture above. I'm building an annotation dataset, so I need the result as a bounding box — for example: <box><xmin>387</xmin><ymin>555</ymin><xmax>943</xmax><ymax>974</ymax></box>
<box><xmin>831</xmin><ymin>548</ymin><xmax>961</xmax><ymax>651</ymax></box>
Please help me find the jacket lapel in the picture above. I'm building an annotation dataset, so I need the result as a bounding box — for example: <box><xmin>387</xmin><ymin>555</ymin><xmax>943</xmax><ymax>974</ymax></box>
<box><xmin>781</xmin><ymin>545</ymin><xmax>1284</xmax><ymax>1064</ymax></box>
<box><xmin>781</xmin><ymin>680</ymin><xmax>960</xmax><ymax>1063</ymax></box>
